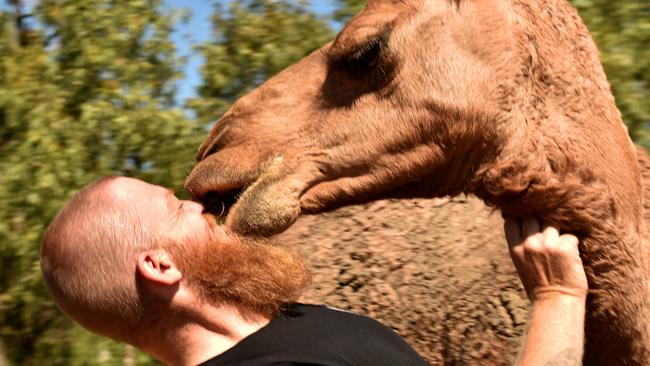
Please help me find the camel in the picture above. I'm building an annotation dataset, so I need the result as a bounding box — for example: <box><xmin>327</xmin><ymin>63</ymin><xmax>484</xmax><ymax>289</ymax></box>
<box><xmin>184</xmin><ymin>0</ymin><xmax>650</xmax><ymax>365</ymax></box>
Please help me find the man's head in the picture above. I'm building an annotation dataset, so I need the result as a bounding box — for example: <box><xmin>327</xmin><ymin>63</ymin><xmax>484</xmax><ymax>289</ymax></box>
<box><xmin>40</xmin><ymin>176</ymin><xmax>310</xmax><ymax>343</ymax></box>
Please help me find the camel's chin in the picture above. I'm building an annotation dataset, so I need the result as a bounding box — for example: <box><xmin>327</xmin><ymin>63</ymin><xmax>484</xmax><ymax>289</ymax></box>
<box><xmin>226</xmin><ymin>211</ymin><xmax>299</xmax><ymax>237</ymax></box>
<box><xmin>224</xmin><ymin>186</ymin><xmax>302</xmax><ymax>237</ymax></box>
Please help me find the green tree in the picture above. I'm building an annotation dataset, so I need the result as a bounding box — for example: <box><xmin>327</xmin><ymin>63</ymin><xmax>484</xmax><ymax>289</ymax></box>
<box><xmin>0</xmin><ymin>0</ymin><xmax>200</xmax><ymax>364</ymax></box>
<box><xmin>332</xmin><ymin>0</ymin><xmax>364</xmax><ymax>24</ymax></box>
<box><xmin>0</xmin><ymin>0</ymin><xmax>646</xmax><ymax>364</ymax></box>
<box><xmin>188</xmin><ymin>0</ymin><xmax>333</xmax><ymax>123</ymax></box>
<box><xmin>572</xmin><ymin>0</ymin><xmax>650</xmax><ymax>147</ymax></box>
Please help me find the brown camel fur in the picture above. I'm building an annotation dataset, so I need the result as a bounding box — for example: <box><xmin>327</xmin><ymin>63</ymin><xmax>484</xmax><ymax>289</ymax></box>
<box><xmin>185</xmin><ymin>1</ymin><xmax>650</xmax><ymax>364</ymax></box>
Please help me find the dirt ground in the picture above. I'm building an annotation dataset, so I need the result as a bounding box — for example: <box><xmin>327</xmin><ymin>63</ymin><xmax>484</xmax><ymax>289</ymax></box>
<box><xmin>277</xmin><ymin>196</ymin><xmax>530</xmax><ymax>365</ymax></box>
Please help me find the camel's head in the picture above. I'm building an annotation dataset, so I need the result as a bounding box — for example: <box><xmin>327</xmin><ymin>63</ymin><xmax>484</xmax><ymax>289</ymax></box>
<box><xmin>185</xmin><ymin>0</ymin><xmax>613</xmax><ymax>236</ymax></box>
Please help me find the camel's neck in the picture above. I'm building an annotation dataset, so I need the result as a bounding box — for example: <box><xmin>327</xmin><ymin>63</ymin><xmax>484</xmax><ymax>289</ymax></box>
<box><xmin>469</xmin><ymin>156</ymin><xmax>639</xmax><ymax>231</ymax></box>
<box><xmin>469</xmin><ymin>139</ymin><xmax>650</xmax><ymax>366</ymax></box>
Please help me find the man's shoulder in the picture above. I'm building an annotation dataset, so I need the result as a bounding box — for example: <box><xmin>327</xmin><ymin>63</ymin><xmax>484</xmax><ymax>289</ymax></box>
<box><xmin>273</xmin><ymin>303</ymin><xmax>428</xmax><ymax>360</ymax></box>
<box><xmin>282</xmin><ymin>302</ymin><xmax>378</xmax><ymax>320</ymax></box>
<box><xmin>201</xmin><ymin>303</ymin><xmax>429</xmax><ymax>366</ymax></box>
<box><xmin>276</xmin><ymin>303</ymin><xmax>390</xmax><ymax>330</ymax></box>
<box><xmin>283</xmin><ymin>302</ymin><xmax>357</xmax><ymax>317</ymax></box>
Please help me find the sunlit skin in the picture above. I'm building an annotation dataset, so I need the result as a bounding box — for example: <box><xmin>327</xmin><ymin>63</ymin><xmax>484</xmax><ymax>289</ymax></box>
<box><xmin>505</xmin><ymin>217</ymin><xmax>588</xmax><ymax>366</ymax></box>
<box><xmin>111</xmin><ymin>177</ymin><xmax>223</xmax><ymax>244</ymax></box>
<box><xmin>95</xmin><ymin>178</ymin><xmax>270</xmax><ymax>365</ymax></box>
<box><xmin>41</xmin><ymin>176</ymin><xmax>314</xmax><ymax>365</ymax></box>
<box><xmin>118</xmin><ymin>178</ymin><xmax>588</xmax><ymax>366</ymax></box>
<box><xmin>41</xmin><ymin>176</ymin><xmax>591</xmax><ymax>366</ymax></box>
<box><xmin>116</xmin><ymin>180</ymin><xmax>589</xmax><ymax>366</ymax></box>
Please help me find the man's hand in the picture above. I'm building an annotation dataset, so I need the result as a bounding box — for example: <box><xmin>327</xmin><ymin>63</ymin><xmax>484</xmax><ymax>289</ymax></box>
<box><xmin>504</xmin><ymin>217</ymin><xmax>588</xmax><ymax>302</ymax></box>
<box><xmin>504</xmin><ymin>217</ymin><xmax>588</xmax><ymax>366</ymax></box>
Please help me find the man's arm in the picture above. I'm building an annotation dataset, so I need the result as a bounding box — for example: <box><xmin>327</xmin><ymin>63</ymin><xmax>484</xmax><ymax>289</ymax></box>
<box><xmin>504</xmin><ymin>217</ymin><xmax>588</xmax><ymax>366</ymax></box>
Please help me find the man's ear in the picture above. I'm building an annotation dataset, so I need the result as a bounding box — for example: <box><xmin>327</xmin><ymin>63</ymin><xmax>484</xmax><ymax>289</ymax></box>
<box><xmin>136</xmin><ymin>249</ymin><xmax>182</xmax><ymax>290</ymax></box>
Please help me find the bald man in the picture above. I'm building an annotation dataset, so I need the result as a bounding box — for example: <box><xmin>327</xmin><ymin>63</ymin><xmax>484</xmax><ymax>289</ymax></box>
<box><xmin>41</xmin><ymin>176</ymin><xmax>588</xmax><ymax>366</ymax></box>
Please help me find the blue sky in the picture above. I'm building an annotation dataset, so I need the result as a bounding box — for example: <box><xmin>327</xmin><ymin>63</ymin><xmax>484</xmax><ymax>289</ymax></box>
<box><xmin>164</xmin><ymin>0</ymin><xmax>338</xmax><ymax>105</ymax></box>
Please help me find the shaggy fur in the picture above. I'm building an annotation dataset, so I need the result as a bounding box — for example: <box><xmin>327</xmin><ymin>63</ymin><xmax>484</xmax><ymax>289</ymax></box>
<box><xmin>185</xmin><ymin>1</ymin><xmax>650</xmax><ymax>364</ymax></box>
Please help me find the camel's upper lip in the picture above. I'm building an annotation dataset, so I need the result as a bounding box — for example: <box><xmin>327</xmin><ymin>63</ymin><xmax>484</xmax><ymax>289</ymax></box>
<box><xmin>184</xmin><ymin>159</ymin><xmax>260</xmax><ymax>218</ymax></box>
<box><xmin>185</xmin><ymin>173</ymin><xmax>244</xmax><ymax>201</ymax></box>
<box><xmin>186</xmin><ymin>178</ymin><xmax>248</xmax><ymax>219</ymax></box>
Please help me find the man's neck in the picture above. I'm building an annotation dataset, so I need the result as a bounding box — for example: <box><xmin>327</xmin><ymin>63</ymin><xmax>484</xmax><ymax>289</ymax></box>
<box><xmin>143</xmin><ymin>304</ymin><xmax>271</xmax><ymax>366</ymax></box>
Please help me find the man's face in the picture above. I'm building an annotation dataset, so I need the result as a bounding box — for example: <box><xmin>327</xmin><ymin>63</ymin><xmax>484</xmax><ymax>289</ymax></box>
<box><xmin>106</xmin><ymin>177</ymin><xmax>224</xmax><ymax>247</ymax></box>
<box><xmin>102</xmin><ymin>177</ymin><xmax>310</xmax><ymax>317</ymax></box>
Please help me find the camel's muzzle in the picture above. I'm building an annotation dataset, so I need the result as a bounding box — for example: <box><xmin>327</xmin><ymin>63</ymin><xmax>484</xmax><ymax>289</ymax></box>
<box><xmin>200</xmin><ymin>188</ymin><xmax>246</xmax><ymax>220</ymax></box>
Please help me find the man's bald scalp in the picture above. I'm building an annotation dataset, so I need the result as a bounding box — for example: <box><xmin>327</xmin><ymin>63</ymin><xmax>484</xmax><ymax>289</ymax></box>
<box><xmin>41</xmin><ymin>176</ymin><xmax>150</xmax><ymax>339</ymax></box>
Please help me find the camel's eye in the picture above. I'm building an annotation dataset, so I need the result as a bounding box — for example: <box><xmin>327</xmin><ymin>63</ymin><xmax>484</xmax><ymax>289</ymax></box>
<box><xmin>346</xmin><ymin>37</ymin><xmax>383</xmax><ymax>76</ymax></box>
<box><xmin>329</xmin><ymin>34</ymin><xmax>390</xmax><ymax>81</ymax></box>
<box><xmin>324</xmin><ymin>28</ymin><xmax>397</xmax><ymax>100</ymax></box>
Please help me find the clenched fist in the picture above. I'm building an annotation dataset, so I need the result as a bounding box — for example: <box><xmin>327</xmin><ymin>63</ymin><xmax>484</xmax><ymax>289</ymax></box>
<box><xmin>504</xmin><ymin>217</ymin><xmax>588</xmax><ymax>302</ymax></box>
<box><xmin>505</xmin><ymin>217</ymin><xmax>588</xmax><ymax>366</ymax></box>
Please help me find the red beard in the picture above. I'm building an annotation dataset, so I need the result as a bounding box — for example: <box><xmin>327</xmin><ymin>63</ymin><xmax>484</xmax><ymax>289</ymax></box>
<box><xmin>169</xmin><ymin>217</ymin><xmax>312</xmax><ymax>318</ymax></box>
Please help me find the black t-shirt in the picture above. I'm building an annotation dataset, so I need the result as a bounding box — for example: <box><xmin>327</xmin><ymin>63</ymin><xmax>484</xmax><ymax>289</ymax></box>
<box><xmin>199</xmin><ymin>303</ymin><xmax>429</xmax><ymax>366</ymax></box>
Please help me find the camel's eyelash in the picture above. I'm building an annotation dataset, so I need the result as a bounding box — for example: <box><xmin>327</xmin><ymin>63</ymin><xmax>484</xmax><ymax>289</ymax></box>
<box><xmin>327</xmin><ymin>25</ymin><xmax>396</xmax><ymax>83</ymax></box>
<box><xmin>335</xmin><ymin>36</ymin><xmax>386</xmax><ymax>80</ymax></box>
<box><xmin>347</xmin><ymin>37</ymin><xmax>383</xmax><ymax>65</ymax></box>
<box><xmin>328</xmin><ymin>36</ymin><xmax>383</xmax><ymax>69</ymax></box>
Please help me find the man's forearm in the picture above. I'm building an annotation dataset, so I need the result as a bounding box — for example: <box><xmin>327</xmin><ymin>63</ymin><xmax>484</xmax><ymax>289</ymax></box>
<box><xmin>517</xmin><ymin>295</ymin><xmax>585</xmax><ymax>366</ymax></box>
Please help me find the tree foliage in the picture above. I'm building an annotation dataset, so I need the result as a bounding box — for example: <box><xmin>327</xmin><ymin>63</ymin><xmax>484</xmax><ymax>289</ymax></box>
<box><xmin>332</xmin><ymin>0</ymin><xmax>364</xmax><ymax>24</ymax></box>
<box><xmin>0</xmin><ymin>0</ymin><xmax>332</xmax><ymax>364</ymax></box>
<box><xmin>572</xmin><ymin>0</ymin><xmax>650</xmax><ymax>147</ymax></box>
<box><xmin>0</xmin><ymin>0</ymin><xmax>647</xmax><ymax>364</ymax></box>
<box><xmin>0</xmin><ymin>0</ymin><xmax>200</xmax><ymax>364</ymax></box>
<box><xmin>188</xmin><ymin>0</ymin><xmax>333</xmax><ymax>123</ymax></box>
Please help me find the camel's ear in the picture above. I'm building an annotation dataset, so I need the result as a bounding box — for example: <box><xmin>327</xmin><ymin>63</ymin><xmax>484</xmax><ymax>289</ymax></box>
<box><xmin>136</xmin><ymin>249</ymin><xmax>182</xmax><ymax>298</ymax></box>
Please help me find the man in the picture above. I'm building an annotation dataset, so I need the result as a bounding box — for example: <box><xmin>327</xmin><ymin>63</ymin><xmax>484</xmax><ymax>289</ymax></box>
<box><xmin>41</xmin><ymin>176</ymin><xmax>587</xmax><ymax>365</ymax></box>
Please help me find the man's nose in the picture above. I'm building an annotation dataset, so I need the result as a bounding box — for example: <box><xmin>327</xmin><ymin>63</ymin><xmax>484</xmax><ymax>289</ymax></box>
<box><xmin>183</xmin><ymin>200</ymin><xmax>205</xmax><ymax>215</ymax></box>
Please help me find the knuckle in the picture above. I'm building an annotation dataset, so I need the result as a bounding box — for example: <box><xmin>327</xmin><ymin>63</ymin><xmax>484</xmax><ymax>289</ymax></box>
<box><xmin>523</xmin><ymin>243</ymin><xmax>538</xmax><ymax>254</ymax></box>
<box><xmin>560</xmin><ymin>234</ymin><xmax>579</xmax><ymax>247</ymax></box>
<box><xmin>511</xmin><ymin>245</ymin><xmax>526</xmax><ymax>258</ymax></box>
<box><xmin>556</xmin><ymin>244</ymin><xmax>578</xmax><ymax>258</ymax></box>
<box><xmin>527</xmin><ymin>233</ymin><xmax>542</xmax><ymax>244</ymax></box>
